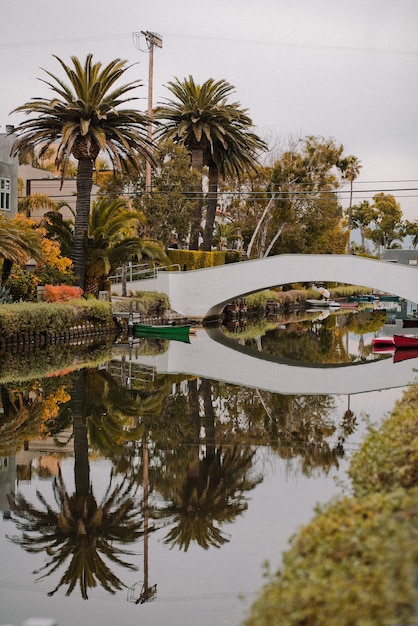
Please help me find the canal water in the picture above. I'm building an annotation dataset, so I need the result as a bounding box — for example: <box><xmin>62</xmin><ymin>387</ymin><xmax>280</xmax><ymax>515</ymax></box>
<box><xmin>1</xmin><ymin>306</ymin><xmax>417</xmax><ymax>626</ymax></box>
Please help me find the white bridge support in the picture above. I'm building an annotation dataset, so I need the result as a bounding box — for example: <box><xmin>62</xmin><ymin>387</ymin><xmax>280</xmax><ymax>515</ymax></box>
<box><xmin>111</xmin><ymin>255</ymin><xmax>418</xmax><ymax>319</ymax></box>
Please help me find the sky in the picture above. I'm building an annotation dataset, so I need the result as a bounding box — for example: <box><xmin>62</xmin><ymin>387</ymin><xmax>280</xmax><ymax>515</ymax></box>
<box><xmin>1</xmin><ymin>0</ymin><xmax>418</xmax><ymax>219</ymax></box>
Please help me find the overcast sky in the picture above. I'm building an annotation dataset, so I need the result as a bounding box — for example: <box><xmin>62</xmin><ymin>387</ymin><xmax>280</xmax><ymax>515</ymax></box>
<box><xmin>1</xmin><ymin>0</ymin><xmax>417</xmax><ymax>218</ymax></box>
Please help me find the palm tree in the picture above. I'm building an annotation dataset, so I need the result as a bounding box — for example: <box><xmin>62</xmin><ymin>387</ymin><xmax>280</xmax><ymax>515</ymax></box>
<box><xmin>10</xmin><ymin>54</ymin><xmax>157</xmax><ymax>288</ymax></box>
<box><xmin>341</xmin><ymin>155</ymin><xmax>362</xmax><ymax>252</ymax></box>
<box><xmin>43</xmin><ymin>197</ymin><xmax>168</xmax><ymax>295</ymax></box>
<box><xmin>155</xmin><ymin>76</ymin><xmax>266</xmax><ymax>250</ymax></box>
<box><xmin>0</xmin><ymin>214</ymin><xmax>44</xmax><ymax>284</ymax></box>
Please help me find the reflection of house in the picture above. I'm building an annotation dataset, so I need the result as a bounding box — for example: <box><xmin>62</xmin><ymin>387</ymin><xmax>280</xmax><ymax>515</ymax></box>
<box><xmin>19</xmin><ymin>164</ymin><xmax>100</xmax><ymax>221</ymax></box>
<box><xmin>381</xmin><ymin>249</ymin><xmax>418</xmax><ymax>266</ymax></box>
<box><xmin>0</xmin><ymin>129</ymin><xmax>18</xmax><ymax>217</ymax></box>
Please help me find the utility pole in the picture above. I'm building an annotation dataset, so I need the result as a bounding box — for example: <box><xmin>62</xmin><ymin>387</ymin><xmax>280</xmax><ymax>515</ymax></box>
<box><xmin>133</xmin><ymin>30</ymin><xmax>163</xmax><ymax>193</ymax></box>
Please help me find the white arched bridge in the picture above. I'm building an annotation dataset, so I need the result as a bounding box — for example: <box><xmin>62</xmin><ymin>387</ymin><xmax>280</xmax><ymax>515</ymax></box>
<box><xmin>111</xmin><ymin>254</ymin><xmax>418</xmax><ymax>319</ymax></box>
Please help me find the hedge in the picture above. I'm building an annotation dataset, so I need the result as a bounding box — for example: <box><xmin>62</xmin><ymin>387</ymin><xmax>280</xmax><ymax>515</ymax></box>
<box><xmin>0</xmin><ymin>300</ymin><xmax>113</xmax><ymax>338</ymax></box>
<box><xmin>166</xmin><ymin>248</ymin><xmax>241</xmax><ymax>270</ymax></box>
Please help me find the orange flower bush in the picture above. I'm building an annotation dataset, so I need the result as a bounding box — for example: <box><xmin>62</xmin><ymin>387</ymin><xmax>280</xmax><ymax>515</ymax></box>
<box><xmin>43</xmin><ymin>284</ymin><xmax>83</xmax><ymax>302</ymax></box>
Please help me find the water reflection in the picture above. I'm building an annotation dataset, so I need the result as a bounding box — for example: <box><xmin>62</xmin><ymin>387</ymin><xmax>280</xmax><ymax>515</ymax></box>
<box><xmin>1</xmin><ymin>309</ymin><xmax>416</xmax><ymax>624</ymax></box>
<box><xmin>7</xmin><ymin>369</ymin><xmax>148</xmax><ymax>600</ymax></box>
<box><xmin>2</xmin><ymin>362</ymin><xmax>350</xmax><ymax>601</ymax></box>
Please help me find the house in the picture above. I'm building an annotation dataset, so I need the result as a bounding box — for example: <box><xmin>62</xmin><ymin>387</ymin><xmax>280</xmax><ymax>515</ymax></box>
<box><xmin>381</xmin><ymin>249</ymin><xmax>418</xmax><ymax>266</ymax></box>
<box><xmin>0</xmin><ymin>128</ymin><xmax>18</xmax><ymax>217</ymax></box>
<box><xmin>19</xmin><ymin>164</ymin><xmax>100</xmax><ymax>221</ymax></box>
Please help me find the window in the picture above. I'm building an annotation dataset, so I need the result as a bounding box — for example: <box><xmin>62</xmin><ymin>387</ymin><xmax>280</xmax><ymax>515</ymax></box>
<box><xmin>0</xmin><ymin>177</ymin><xmax>11</xmax><ymax>210</ymax></box>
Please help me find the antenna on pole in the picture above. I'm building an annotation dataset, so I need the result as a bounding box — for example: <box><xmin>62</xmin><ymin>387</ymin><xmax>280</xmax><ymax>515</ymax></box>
<box><xmin>133</xmin><ymin>31</ymin><xmax>163</xmax><ymax>193</ymax></box>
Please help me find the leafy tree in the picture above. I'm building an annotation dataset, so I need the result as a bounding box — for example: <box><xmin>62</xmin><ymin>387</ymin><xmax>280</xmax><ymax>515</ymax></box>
<box><xmin>155</xmin><ymin>76</ymin><xmax>266</xmax><ymax>250</ymax></box>
<box><xmin>402</xmin><ymin>219</ymin><xmax>418</xmax><ymax>249</ymax></box>
<box><xmin>133</xmin><ymin>140</ymin><xmax>199</xmax><ymax>246</ymax></box>
<box><xmin>11</xmin><ymin>54</ymin><xmax>156</xmax><ymax>289</ymax></box>
<box><xmin>249</xmin><ymin>136</ymin><xmax>348</xmax><ymax>257</ymax></box>
<box><xmin>365</xmin><ymin>192</ymin><xmax>404</xmax><ymax>250</ymax></box>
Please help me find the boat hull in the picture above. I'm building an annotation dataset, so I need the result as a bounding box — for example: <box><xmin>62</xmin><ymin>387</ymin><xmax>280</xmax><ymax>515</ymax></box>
<box><xmin>403</xmin><ymin>319</ymin><xmax>418</xmax><ymax>328</ymax></box>
<box><xmin>306</xmin><ymin>299</ymin><xmax>340</xmax><ymax>308</ymax></box>
<box><xmin>393</xmin><ymin>334</ymin><xmax>418</xmax><ymax>349</ymax></box>
<box><xmin>133</xmin><ymin>323</ymin><xmax>192</xmax><ymax>343</ymax></box>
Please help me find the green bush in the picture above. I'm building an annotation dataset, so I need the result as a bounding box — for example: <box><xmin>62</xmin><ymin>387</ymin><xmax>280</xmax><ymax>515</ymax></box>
<box><xmin>0</xmin><ymin>300</ymin><xmax>113</xmax><ymax>338</ymax></box>
<box><xmin>245</xmin><ymin>488</ymin><xmax>418</xmax><ymax>626</ymax></box>
<box><xmin>5</xmin><ymin>268</ymin><xmax>39</xmax><ymax>302</ymax></box>
<box><xmin>112</xmin><ymin>291</ymin><xmax>170</xmax><ymax>317</ymax></box>
<box><xmin>245</xmin><ymin>382</ymin><xmax>418</xmax><ymax>626</ymax></box>
<box><xmin>166</xmin><ymin>249</ymin><xmax>228</xmax><ymax>270</ymax></box>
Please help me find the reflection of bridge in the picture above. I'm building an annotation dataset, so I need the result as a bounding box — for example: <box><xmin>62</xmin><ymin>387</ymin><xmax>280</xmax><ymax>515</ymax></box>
<box><xmin>113</xmin><ymin>328</ymin><xmax>418</xmax><ymax>396</ymax></box>
<box><xmin>111</xmin><ymin>254</ymin><xmax>418</xmax><ymax>319</ymax></box>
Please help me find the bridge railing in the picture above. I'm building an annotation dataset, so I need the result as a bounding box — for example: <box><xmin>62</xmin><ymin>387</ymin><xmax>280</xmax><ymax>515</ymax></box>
<box><xmin>109</xmin><ymin>263</ymin><xmax>181</xmax><ymax>284</ymax></box>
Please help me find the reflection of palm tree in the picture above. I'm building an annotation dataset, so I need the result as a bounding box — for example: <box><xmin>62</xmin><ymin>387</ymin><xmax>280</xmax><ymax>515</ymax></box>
<box><xmin>7</xmin><ymin>369</ymin><xmax>148</xmax><ymax>599</ymax></box>
<box><xmin>161</xmin><ymin>444</ymin><xmax>261</xmax><ymax>551</ymax></box>
<box><xmin>8</xmin><ymin>466</ymin><xmax>144</xmax><ymax>599</ymax></box>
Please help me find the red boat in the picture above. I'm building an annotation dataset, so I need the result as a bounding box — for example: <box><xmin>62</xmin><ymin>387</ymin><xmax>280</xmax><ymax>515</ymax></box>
<box><xmin>403</xmin><ymin>319</ymin><xmax>418</xmax><ymax>328</ymax></box>
<box><xmin>393</xmin><ymin>348</ymin><xmax>418</xmax><ymax>363</ymax></box>
<box><xmin>393</xmin><ymin>334</ymin><xmax>418</xmax><ymax>349</ymax></box>
<box><xmin>372</xmin><ymin>336</ymin><xmax>395</xmax><ymax>347</ymax></box>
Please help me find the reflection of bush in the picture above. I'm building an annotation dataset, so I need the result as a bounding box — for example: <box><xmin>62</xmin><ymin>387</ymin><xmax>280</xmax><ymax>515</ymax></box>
<box><xmin>0</xmin><ymin>341</ymin><xmax>112</xmax><ymax>384</ymax></box>
<box><xmin>342</xmin><ymin>309</ymin><xmax>387</xmax><ymax>334</ymax></box>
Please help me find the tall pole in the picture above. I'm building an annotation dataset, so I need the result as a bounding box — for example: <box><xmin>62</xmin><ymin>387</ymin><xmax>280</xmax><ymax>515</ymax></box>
<box><xmin>133</xmin><ymin>31</ymin><xmax>162</xmax><ymax>193</ymax></box>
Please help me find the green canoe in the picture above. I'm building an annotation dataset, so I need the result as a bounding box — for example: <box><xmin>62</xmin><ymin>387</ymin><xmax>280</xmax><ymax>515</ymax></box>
<box><xmin>133</xmin><ymin>323</ymin><xmax>192</xmax><ymax>343</ymax></box>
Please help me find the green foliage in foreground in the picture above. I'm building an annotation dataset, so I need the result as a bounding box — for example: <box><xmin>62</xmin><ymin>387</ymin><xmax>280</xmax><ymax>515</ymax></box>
<box><xmin>244</xmin><ymin>383</ymin><xmax>418</xmax><ymax>626</ymax></box>
<box><xmin>349</xmin><ymin>384</ymin><xmax>418</xmax><ymax>497</ymax></box>
<box><xmin>245</xmin><ymin>488</ymin><xmax>418</xmax><ymax>626</ymax></box>
<box><xmin>0</xmin><ymin>300</ymin><xmax>113</xmax><ymax>338</ymax></box>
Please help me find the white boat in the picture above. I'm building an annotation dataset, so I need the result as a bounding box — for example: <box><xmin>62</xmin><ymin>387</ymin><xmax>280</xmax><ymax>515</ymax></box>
<box><xmin>306</xmin><ymin>298</ymin><xmax>340</xmax><ymax>309</ymax></box>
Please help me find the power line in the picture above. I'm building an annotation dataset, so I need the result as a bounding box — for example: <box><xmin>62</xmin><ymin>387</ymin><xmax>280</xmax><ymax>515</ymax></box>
<box><xmin>1</xmin><ymin>31</ymin><xmax>418</xmax><ymax>58</ymax></box>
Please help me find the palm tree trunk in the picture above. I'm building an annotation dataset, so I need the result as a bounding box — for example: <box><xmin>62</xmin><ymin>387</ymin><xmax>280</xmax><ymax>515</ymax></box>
<box><xmin>71</xmin><ymin>369</ymin><xmax>90</xmax><ymax>497</ymax></box>
<box><xmin>188</xmin><ymin>378</ymin><xmax>201</xmax><ymax>442</ymax></box>
<box><xmin>73</xmin><ymin>158</ymin><xmax>94</xmax><ymax>288</ymax></box>
<box><xmin>1</xmin><ymin>258</ymin><xmax>13</xmax><ymax>285</ymax></box>
<box><xmin>201</xmin><ymin>379</ymin><xmax>215</xmax><ymax>460</ymax></box>
<box><xmin>202</xmin><ymin>164</ymin><xmax>218</xmax><ymax>251</ymax></box>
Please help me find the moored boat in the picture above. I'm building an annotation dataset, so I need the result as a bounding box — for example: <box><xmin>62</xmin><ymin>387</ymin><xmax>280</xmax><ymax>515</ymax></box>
<box><xmin>133</xmin><ymin>322</ymin><xmax>193</xmax><ymax>343</ymax></box>
<box><xmin>403</xmin><ymin>318</ymin><xmax>418</xmax><ymax>328</ymax></box>
<box><xmin>371</xmin><ymin>336</ymin><xmax>395</xmax><ymax>347</ymax></box>
<box><xmin>393</xmin><ymin>334</ymin><xmax>418</xmax><ymax>349</ymax></box>
<box><xmin>306</xmin><ymin>299</ymin><xmax>340</xmax><ymax>309</ymax></box>
<box><xmin>393</xmin><ymin>348</ymin><xmax>418</xmax><ymax>363</ymax></box>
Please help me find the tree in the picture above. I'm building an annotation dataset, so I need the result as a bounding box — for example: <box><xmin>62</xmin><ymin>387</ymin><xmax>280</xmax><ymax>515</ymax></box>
<box><xmin>133</xmin><ymin>139</ymin><xmax>199</xmax><ymax>246</ymax></box>
<box><xmin>365</xmin><ymin>193</ymin><xmax>404</xmax><ymax>250</ymax></box>
<box><xmin>350</xmin><ymin>200</ymin><xmax>375</xmax><ymax>250</ymax></box>
<box><xmin>155</xmin><ymin>76</ymin><xmax>266</xmax><ymax>250</ymax></box>
<box><xmin>340</xmin><ymin>155</ymin><xmax>362</xmax><ymax>250</ymax></box>
<box><xmin>402</xmin><ymin>220</ymin><xmax>418</xmax><ymax>249</ymax></box>
<box><xmin>0</xmin><ymin>214</ymin><xmax>44</xmax><ymax>284</ymax></box>
<box><xmin>248</xmin><ymin>136</ymin><xmax>348</xmax><ymax>257</ymax></box>
<box><xmin>44</xmin><ymin>197</ymin><xmax>168</xmax><ymax>295</ymax></box>
<box><xmin>11</xmin><ymin>54</ymin><xmax>156</xmax><ymax>289</ymax></box>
